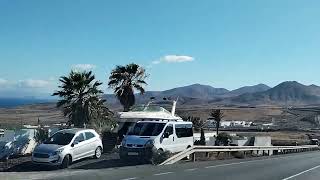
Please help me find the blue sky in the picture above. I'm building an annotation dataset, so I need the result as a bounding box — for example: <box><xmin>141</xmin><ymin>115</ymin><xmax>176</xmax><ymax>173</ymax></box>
<box><xmin>0</xmin><ymin>0</ymin><xmax>320</xmax><ymax>97</ymax></box>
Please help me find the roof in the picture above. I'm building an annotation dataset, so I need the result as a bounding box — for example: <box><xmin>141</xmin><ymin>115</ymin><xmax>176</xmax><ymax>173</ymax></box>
<box><xmin>57</xmin><ymin>128</ymin><xmax>92</xmax><ymax>134</ymax></box>
<box><xmin>118</xmin><ymin>111</ymin><xmax>181</xmax><ymax>121</ymax></box>
<box><xmin>117</xmin><ymin>105</ymin><xmax>182</xmax><ymax>122</ymax></box>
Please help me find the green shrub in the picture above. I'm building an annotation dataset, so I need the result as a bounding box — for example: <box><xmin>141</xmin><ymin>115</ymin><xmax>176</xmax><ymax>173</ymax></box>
<box><xmin>151</xmin><ymin>149</ymin><xmax>172</xmax><ymax>165</ymax></box>
<box><xmin>232</xmin><ymin>151</ymin><xmax>245</xmax><ymax>159</ymax></box>
<box><xmin>101</xmin><ymin>131</ymin><xmax>118</xmax><ymax>153</ymax></box>
<box><xmin>215</xmin><ymin>132</ymin><xmax>231</xmax><ymax>146</ymax></box>
<box><xmin>194</xmin><ymin>128</ymin><xmax>206</xmax><ymax>145</ymax></box>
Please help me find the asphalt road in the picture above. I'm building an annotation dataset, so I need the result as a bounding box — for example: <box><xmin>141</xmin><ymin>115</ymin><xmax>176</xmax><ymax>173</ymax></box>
<box><xmin>2</xmin><ymin>151</ymin><xmax>320</xmax><ymax>180</ymax></box>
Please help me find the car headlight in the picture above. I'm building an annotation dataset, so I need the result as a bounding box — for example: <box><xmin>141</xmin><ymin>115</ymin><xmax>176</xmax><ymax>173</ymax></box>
<box><xmin>145</xmin><ymin>140</ymin><xmax>154</xmax><ymax>147</ymax></box>
<box><xmin>51</xmin><ymin>149</ymin><xmax>63</xmax><ymax>156</ymax></box>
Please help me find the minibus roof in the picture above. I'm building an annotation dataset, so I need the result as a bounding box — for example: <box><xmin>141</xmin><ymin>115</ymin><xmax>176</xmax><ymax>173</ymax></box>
<box><xmin>117</xmin><ymin>105</ymin><xmax>182</xmax><ymax>122</ymax></box>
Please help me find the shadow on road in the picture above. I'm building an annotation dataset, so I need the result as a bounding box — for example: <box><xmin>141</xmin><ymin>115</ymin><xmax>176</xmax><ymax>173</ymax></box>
<box><xmin>70</xmin><ymin>159</ymin><xmax>147</xmax><ymax>170</ymax></box>
<box><xmin>6</xmin><ymin>161</ymin><xmax>59</xmax><ymax>172</ymax></box>
<box><xmin>5</xmin><ymin>153</ymin><xmax>147</xmax><ymax>172</ymax></box>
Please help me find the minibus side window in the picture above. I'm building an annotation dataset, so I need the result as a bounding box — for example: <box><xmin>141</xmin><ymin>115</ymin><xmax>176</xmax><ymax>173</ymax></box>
<box><xmin>175</xmin><ymin>124</ymin><xmax>193</xmax><ymax>138</ymax></box>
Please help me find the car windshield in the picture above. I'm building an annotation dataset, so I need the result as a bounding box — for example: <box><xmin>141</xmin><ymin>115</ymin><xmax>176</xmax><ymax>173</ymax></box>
<box><xmin>44</xmin><ymin>132</ymin><xmax>75</xmax><ymax>145</ymax></box>
<box><xmin>128</xmin><ymin>123</ymin><xmax>166</xmax><ymax>136</ymax></box>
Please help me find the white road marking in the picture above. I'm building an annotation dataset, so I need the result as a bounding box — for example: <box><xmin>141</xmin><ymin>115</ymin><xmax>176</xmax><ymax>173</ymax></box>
<box><xmin>120</xmin><ymin>177</ymin><xmax>138</xmax><ymax>180</ymax></box>
<box><xmin>153</xmin><ymin>172</ymin><xmax>174</xmax><ymax>176</ymax></box>
<box><xmin>282</xmin><ymin>165</ymin><xmax>320</xmax><ymax>180</ymax></box>
<box><xmin>184</xmin><ymin>168</ymin><xmax>198</xmax><ymax>172</ymax></box>
<box><xmin>205</xmin><ymin>161</ymin><xmax>255</xmax><ymax>169</ymax></box>
<box><xmin>203</xmin><ymin>154</ymin><xmax>310</xmax><ymax>169</ymax></box>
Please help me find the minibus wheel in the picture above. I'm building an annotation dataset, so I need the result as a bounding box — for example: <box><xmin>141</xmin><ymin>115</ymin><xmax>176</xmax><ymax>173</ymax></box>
<box><xmin>184</xmin><ymin>146</ymin><xmax>192</xmax><ymax>160</ymax></box>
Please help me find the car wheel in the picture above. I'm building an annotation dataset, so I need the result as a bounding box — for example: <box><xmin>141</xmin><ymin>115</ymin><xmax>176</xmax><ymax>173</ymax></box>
<box><xmin>60</xmin><ymin>155</ymin><xmax>70</xmax><ymax>169</ymax></box>
<box><xmin>120</xmin><ymin>154</ymin><xmax>128</xmax><ymax>161</ymax></box>
<box><xmin>94</xmin><ymin>147</ymin><xmax>102</xmax><ymax>159</ymax></box>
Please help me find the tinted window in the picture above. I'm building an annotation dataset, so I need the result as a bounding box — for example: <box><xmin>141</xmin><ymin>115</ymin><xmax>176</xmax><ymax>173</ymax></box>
<box><xmin>128</xmin><ymin>122</ymin><xmax>166</xmax><ymax>136</ymax></box>
<box><xmin>85</xmin><ymin>132</ymin><xmax>96</xmax><ymax>140</ymax></box>
<box><xmin>44</xmin><ymin>132</ymin><xmax>75</xmax><ymax>145</ymax></box>
<box><xmin>175</xmin><ymin>124</ymin><xmax>193</xmax><ymax>138</ymax></box>
<box><xmin>74</xmin><ymin>133</ymin><xmax>85</xmax><ymax>142</ymax></box>
<box><xmin>164</xmin><ymin>124</ymin><xmax>173</xmax><ymax>136</ymax></box>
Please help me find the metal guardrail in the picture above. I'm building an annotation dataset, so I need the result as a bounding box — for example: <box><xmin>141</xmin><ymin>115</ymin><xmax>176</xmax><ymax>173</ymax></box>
<box><xmin>160</xmin><ymin>145</ymin><xmax>319</xmax><ymax>165</ymax></box>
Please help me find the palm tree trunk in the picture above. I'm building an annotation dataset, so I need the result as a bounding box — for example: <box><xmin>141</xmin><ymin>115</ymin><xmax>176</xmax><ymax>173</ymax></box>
<box><xmin>124</xmin><ymin>105</ymin><xmax>130</xmax><ymax>112</ymax></box>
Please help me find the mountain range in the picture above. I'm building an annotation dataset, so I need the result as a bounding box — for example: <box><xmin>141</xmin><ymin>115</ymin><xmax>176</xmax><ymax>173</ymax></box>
<box><xmin>229</xmin><ymin>81</ymin><xmax>320</xmax><ymax>105</ymax></box>
<box><xmin>105</xmin><ymin>81</ymin><xmax>320</xmax><ymax>107</ymax></box>
<box><xmin>1</xmin><ymin>81</ymin><xmax>320</xmax><ymax>108</ymax></box>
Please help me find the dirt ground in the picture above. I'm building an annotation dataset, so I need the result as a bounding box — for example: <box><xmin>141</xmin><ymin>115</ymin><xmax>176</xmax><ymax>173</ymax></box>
<box><xmin>0</xmin><ymin>103</ymin><xmax>319</xmax><ymax>141</ymax></box>
<box><xmin>177</xmin><ymin>106</ymin><xmax>283</xmax><ymax>122</ymax></box>
<box><xmin>0</xmin><ymin>104</ymin><xmax>316</xmax><ymax>128</ymax></box>
<box><xmin>0</xmin><ymin>103</ymin><xmax>66</xmax><ymax>128</ymax></box>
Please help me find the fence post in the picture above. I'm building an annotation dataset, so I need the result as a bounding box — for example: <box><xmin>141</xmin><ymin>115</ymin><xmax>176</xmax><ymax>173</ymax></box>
<box><xmin>193</xmin><ymin>152</ymin><xmax>196</xmax><ymax>162</ymax></box>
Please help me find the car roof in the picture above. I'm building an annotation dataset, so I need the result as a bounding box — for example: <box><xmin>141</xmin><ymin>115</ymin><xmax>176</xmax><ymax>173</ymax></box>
<box><xmin>57</xmin><ymin>128</ymin><xmax>94</xmax><ymax>134</ymax></box>
<box><xmin>137</xmin><ymin>120</ymin><xmax>192</xmax><ymax>124</ymax></box>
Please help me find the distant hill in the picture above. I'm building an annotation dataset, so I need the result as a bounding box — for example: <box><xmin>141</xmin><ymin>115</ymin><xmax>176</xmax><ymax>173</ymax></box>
<box><xmin>0</xmin><ymin>98</ymin><xmax>53</xmax><ymax>108</ymax></box>
<box><xmin>104</xmin><ymin>83</ymin><xmax>274</xmax><ymax>107</ymax></box>
<box><xmin>229</xmin><ymin>84</ymin><xmax>271</xmax><ymax>96</ymax></box>
<box><xmin>160</xmin><ymin>84</ymin><xmax>229</xmax><ymax>99</ymax></box>
<box><xmin>104</xmin><ymin>84</ymin><xmax>228</xmax><ymax>106</ymax></box>
<box><xmin>3</xmin><ymin>82</ymin><xmax>320</xmax><ymax>108</ymax></box>
<box><xmin>231</xmin><ymin>81</ymin><xmax>320</xmax><ymax>105</ymax></box>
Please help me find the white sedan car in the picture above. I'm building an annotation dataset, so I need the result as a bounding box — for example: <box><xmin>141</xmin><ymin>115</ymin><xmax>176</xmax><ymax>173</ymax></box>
<box><xmin>32</xmin><ymin>128</ymin><xmax>103</xmax><ymax>168</ymax></box>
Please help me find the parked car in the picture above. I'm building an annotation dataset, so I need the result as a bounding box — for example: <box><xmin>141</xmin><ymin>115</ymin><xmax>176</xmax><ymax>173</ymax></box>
<box><xmin>120</xmin><ymin>120</ymin><xmax>193</xmax><ymax>161</ymax></box>
<box><xmin>32</xmin><ymin>128</ymin><xmax>103</xmax><ymax>168</ymax></box>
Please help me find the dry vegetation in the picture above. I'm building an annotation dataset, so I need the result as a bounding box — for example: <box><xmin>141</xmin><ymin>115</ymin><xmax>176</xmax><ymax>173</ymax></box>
<box><xmin>177</xmin><ymin>106</ymin><xmax>283</xmax><ymax>122</ymax></box>
<box><xmin>0</xmin><ymin>103</ymin><xmax>66</xmax><ymax>128</ymax></box>
<box><xmin>0</xmin><ymin>103</ymin><xmax>319</xmax><ymax>144</ymax></box>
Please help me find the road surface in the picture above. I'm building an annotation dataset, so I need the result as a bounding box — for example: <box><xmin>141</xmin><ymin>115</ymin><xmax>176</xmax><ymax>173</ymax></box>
<box><xmin>2</xmin><ymin>151</ymin><xmax>320</xmax><ymax>180</ymax></box>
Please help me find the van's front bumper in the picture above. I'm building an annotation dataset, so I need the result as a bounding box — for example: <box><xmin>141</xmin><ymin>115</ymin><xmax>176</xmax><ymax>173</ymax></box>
<box><xmin>120</xmin><ymin>146</ymin><xmax>154</xmax><ymax>160</ymax></box>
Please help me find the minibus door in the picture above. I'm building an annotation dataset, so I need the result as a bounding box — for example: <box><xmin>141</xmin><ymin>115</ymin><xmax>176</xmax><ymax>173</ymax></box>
<box><xmin>161</xmin><ymin>124</ymin><xmax>175</xmax><ymax>152</ymax></box>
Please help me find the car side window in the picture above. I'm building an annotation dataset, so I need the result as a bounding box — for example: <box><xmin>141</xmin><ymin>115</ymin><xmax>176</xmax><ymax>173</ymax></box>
<box><xmin>85</xmin><ymin>132</ymin><xmax>95</xmax><ymax>140</ymax></box>
<box><xmin>74</xmin><ymin>133</ymin><xmax>85</xmax><ymax>143</ymax></box>
<box><xmin>164</xmin><ymin>124</ymin><xmax>173</xmax><ymax>136</ymax></box>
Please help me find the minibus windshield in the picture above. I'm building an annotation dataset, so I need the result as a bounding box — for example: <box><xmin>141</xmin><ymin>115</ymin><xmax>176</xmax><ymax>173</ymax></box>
<box><xmin>128</xmin><ymin>122</ymin><xmax>166</xmax><ymax>136</ymax></box>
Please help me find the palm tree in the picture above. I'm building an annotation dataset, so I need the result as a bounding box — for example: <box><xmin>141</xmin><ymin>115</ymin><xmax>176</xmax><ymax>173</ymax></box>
<box><xmin>52</xmin><ymin>71</ymin><xmax>106</xmax><ymax>128</ymax></box>
<box><xmin>210</xmin><ymin>109</ymin><xmax>224</xmax><ymax>136</ymax></box>
<box><xmin>108</xmin><ymin>63</ymin><xmax>147</xmax><ymax>111</ymax></box>
<box><xmin>90</xmin><ymin>98</ymin><xmax>116</xmax><ymax>133</ymax></box>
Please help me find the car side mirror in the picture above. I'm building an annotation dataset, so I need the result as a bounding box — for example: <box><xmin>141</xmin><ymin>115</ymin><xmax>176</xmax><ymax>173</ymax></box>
<box><xmin>72</xmin><ymin>141</ymin><xmax>79</xmax><ymax>147</ymax></box>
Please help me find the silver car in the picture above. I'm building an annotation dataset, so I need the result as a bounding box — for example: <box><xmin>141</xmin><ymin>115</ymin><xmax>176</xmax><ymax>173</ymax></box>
<box><xmin>32</xmin><ymin>128</ymin><xmax>103</xmax><ymax>168</ymax></box>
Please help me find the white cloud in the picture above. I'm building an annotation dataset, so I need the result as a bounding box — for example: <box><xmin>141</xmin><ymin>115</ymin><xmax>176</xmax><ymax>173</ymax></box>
<box><xmin>19</xmin><ymin>79</ymin><xmax>50</xmax><ymax>88</ymax></box>
<box><xmin>161</xmin><ymin>55</ymin><xmax>194</xmax><ymax>63</ymax></box>
<box><xmin>147</xmin><ymin>55</ymin><xmax>194</xmax><ymax>69</ymax></box>
<box><xmin>0</xmin><ymin>78</ymin><xmax>56</xmax><ymax>98</ymax></box>
<box><xmin>150</xmin><ymin>55</ymin><xmax>194</xmax><ymax>67</ymax></box>
<box><xmin>0</xmin><ymin>78</ymin><xmax>8</xmax><ymax>86</ymax></box>
<box><xmin>152</xmin><ymin>60</ymin><xmax>161</xmax><ymax>65</ymax></box>
<box><xmin>72</xmin><ymin>64</ymin><xmax>96</xmax><ymax>71</ymax></box>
